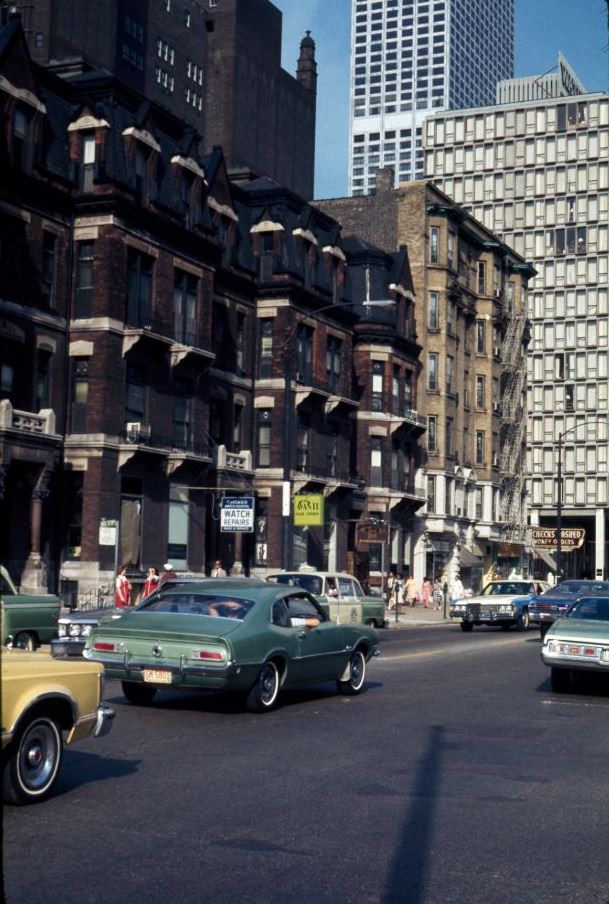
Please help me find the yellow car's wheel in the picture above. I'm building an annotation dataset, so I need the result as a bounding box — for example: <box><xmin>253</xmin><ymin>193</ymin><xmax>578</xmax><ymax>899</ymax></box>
<box><xmin>3</xmin><ymin>714</ymin><xmax>63</xmax><ymax>805</ymax></box>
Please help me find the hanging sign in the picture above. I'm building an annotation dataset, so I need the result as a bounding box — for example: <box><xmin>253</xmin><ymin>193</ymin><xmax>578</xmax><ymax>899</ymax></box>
<box><xmin>293</xmin><ymin>494</ymin><xmax>324</xmax><ymax>526</ymax></box>
<box><xmin>220</xmin><ymin>497</ymin><xmax>255</xmax><ymax>532</ymax></box>
<box><xmin>531</xmin><ymin>527</ymin><xmax>585</xmax><ymax>552</ymax></box>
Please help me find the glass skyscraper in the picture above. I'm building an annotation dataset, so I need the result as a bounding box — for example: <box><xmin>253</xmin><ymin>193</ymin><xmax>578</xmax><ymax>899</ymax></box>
<box><xmin>349</xmin><ymin>0</ymin><xmax>514</xmax><ymax>195</ymax></box>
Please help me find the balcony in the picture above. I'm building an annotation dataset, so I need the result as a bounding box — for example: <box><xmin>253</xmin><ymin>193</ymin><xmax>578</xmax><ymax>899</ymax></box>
<box><xmin>389</xmin><ymin>407</ymin><xmax>427</xmax><ymax>434</ymax></box>
<box><xmin>215</xmin><ymin>445</ymin><xmax>254</xmax><ymax>475</ymax></box>
<box><xmin>0</xmin><ymin>401</ymin><xmax>62</xmax><ymax>461</ymax></box>
<box><xmin>170</xmin><ymin>328</ymin><xmax>215</xmax><ymax>370</ymax></box>
<box><xmin>122</xmin><ymin>315</ymin><xmax>173</xmax><ymax>356</ymax></box>
<box><xmin>118</xmin><ymin>424</ymin><xmax>211</xmax><ymax>470</ymax></box>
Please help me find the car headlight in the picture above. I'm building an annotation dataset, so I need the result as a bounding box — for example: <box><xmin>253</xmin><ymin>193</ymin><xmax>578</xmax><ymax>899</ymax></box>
<box><xmin>68</xmin><ymin>623</ymin><xmax>82</xmax><ymax>637</ymax></box>
<box><xmin>58</xmin><ymin>624</ymin><xmax>67</xmax><ymax>637</ymax></box>
<box><xmin>82</xmin><ymin>624</ymin><xmax>93</xmax><ymax>636</ymax></box>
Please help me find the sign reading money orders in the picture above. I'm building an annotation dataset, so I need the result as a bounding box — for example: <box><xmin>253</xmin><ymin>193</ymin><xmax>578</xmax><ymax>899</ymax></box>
<box><xmin>220</xmin><ymin>497</ymin><xmax>255</xmax><ymax>532</ymax></box>
<box><xmin>293</xmin><ymin>494</ymin><xmax>324</xmax><ymax>526</ymax></box>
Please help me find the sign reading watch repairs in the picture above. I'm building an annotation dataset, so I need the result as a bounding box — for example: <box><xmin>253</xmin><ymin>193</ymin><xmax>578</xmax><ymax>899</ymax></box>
<box><xmin>220</xmin><ymin>497</ymin><xmax>255</xmax><ymax>533</ymax></box>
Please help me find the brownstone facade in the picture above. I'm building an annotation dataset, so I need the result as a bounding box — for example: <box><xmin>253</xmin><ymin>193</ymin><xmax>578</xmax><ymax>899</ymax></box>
<box><xmin>320</xmin><ymin>172</ymin><xmax>534</xmax><ymax>589</ymax></box>
<box><xmin>1</xmin><ymin>19</ymin><xmax>419</xmax><ymax>603</ymax></box>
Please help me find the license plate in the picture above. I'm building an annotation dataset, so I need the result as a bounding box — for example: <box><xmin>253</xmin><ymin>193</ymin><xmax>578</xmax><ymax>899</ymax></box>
<box><xmin>143</xmin><ymin>669</ymin><xmax>172</xmax><ymax>684</ymax></box>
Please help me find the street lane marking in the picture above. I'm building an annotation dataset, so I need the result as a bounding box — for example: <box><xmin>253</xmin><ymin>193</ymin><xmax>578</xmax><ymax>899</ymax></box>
<box><xmin>378</xmin><ymin>636</ymin><xmax>528</xmax><ymax>663</ymax></box>
<box><xmin>542</xmin><ymin>699</ymin><xmax>608</xmax><ymax>709</ymax></box>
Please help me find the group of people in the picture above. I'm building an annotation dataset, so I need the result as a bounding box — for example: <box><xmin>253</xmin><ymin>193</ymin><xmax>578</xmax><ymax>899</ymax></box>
<box><xmin>114</xmin><ymin>562</ymin><xmax>177</xmax><ymax>608</ymax></box>
<box><xmin>386</xmin><ymin>573</ymin><xmax>444</xmax><ymax>610</ymax></box>
<box><xmin>114</xmin><ymin>559</ymin><xmax>228</xmax><ymax>608</ymax></box>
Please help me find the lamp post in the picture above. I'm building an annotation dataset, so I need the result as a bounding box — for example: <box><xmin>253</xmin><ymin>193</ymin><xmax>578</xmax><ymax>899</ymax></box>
<box><xmin>555</xmin><ymin>417</ymin><xmax>606</xmax><ymax>583</ymax></box>
<box><xmin>281</xmin><ymin>298</ymin><xmax>396</xmax><ymax>571</ymax></box>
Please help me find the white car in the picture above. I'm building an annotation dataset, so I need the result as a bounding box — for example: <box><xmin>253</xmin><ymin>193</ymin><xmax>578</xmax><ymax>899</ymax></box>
<box><xmin>449</xmin><ymin>580</ymin><xmax>548</xmax><ymax>632</ymax></box>
<box><xmin>266</xmin><ymin>571</ymin><xmax>387</xmax><ymax>628</ymax></box>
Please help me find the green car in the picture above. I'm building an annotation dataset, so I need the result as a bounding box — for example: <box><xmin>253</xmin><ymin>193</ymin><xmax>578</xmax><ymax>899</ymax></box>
<box><xmin>1</xmin><ymin>566</ymin><xmax>61</xmax><ymax>650</ymax></box>
<box><xmin>541</xmin><ymin>594</ymin><xmax>609</xmax><ymax>692</ymax></box>
<box><xmin>84</xmin><ymin>579</ymin><xmax>379</xmax><ymax>712</ymax></box>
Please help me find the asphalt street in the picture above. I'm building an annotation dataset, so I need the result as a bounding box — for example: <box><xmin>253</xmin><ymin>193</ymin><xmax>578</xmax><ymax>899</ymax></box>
<box><xmin>3</xmin><ymin>624</ymin><xmax>609</xmax><ymax>904</ymax></box>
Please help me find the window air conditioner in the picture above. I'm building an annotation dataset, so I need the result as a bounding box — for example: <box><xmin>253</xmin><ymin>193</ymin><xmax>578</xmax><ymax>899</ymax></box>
<box><xmin>126</xmin><ymin>422</ymin><xmax>151</xmax><ymax>442</ymax></box>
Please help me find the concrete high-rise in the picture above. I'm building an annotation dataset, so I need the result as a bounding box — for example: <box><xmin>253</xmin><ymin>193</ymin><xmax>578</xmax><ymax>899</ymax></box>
<box><xmin>424</xmin><ymin>64</ymin><xmax>609</xmax><ymax>579</ymax></box>
<box><xmin>348</xmin><ymin>0</ymin><xmax>514</xmax><ymax>196</ymax></box>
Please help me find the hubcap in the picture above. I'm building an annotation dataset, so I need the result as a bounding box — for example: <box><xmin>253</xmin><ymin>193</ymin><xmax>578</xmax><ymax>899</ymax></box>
<box><xmin>19</xmin><ymin>722</ymin><xmax>58</xmax><ymax>791</ymax></box>
<box><xmin>260</xmin><ymin>665</ymin><xmax>277</xmax><ymax>704</ymax></box>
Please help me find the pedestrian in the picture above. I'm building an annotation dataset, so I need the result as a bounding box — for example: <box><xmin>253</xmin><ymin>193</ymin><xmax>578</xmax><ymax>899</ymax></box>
<box><xmin>142</xmin><ymin>566</ymin><xmax>159</xmax><ymax>598</ymax></box>
<box><xmin>421</xmin><ymin>576</ymin><xmax>433</xmax><ymax>608</ymax></box>
<box><xmin>450</xmin><ymin>573</ymin><xmax>464</xmax><ymax>605</ymax></box>
<box><xmin>211</xmin><ymin>559</ymin><xmax>227</xmax><ymax>578</ymax></box>
<box><xmin>115</xmin><ymin>565</ymin><xmax>132</xmax><ymax>608</ymax></box>
<box><xmin>158</xmin><ymin>562</ymin><xmax>177</xmax><ymax>588</ymax></box>
<box><xmin>403</xmin><ymin>574</ymin><xmax>418</xmax><ymax>607</ymax></box>
<box><xmin>386</xmin><ymin>570</ymin><xmax>396</xmax><ymax>609</ymax></box>
<box><xmin>432</xmin><ymin>578</ymin><xmax>444</xmax><ymax>610</ymax></box>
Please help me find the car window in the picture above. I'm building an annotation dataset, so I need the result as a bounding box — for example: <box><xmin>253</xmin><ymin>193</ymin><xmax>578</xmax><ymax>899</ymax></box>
<box><xmin>138</xmin><ymin>592</ymin><xmax>254</xmax><ymax>620</ymax></box>
<box><xmin>286</xmin><ymin>594</ymin><xmax>326</xmax><ymax>621</ymax></box>
<box><xmin>272</xmin><ymin>600</ymin><xmax>290</xmax><ymax>628</ymax></box>
<box><xmin>567</xmin><ymin>596</ymin><xmax>609</xmax><ymax>621</ymax></box>
<box><xmin>482</xmin><ymin>582</ymin><xmax>532</xmax><ymax>596</ymax></box>
<box><xmin>337</xmin><ymin>577</ymin><xmax>353</xmax><ymax>598</ymax></box>
<box><xmin>271</xmin><ymin>574</ymin><xmax>323</xmax><ymax>595</ymax></box>
<box><xmin>0</xmin><ymin>573</ymin><xmax>15</xmax><ymax>595</ymax></box>
<box><xmin>325</xmin><ymin>577</ymin><xmax>338</xmax><ymax>596</ymax></box>
<box><xmin>352</xmin><ymin>580</ymin><xmax>364</xmax><ymax>598</ymax></box>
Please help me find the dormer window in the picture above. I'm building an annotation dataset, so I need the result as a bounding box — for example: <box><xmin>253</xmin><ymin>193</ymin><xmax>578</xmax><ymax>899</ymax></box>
<box><xmin>171</xmin><ymin>155</ymin><xmax>204</xmax><ymax>229</ymax></box>
<box><xmin>81</xmin><ymin>134</ymin><xmax>96</xmax><ymax>192</ymax></box>
<box><xmin>134</xmin><ymin>144</ymin><xmax>149</xmax><ymax>203</ymax></box>
<box><xmin>13</xmin><ymin>107</ymin><xmax>32</xmax><ymax>171</ymax></box>
<box><xmin>251</xmin><ymin>219</ymin><xmax>284</xmax><ymax>281</ymax></box>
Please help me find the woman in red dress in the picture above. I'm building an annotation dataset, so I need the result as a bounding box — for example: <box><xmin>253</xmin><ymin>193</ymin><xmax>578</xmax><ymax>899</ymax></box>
<box><xmin>115</xmin><ymin>565</ymin><xmax>132</xmax><ymax>608</ymax></box>
<box><xmin>142</xmin><ymin>566</ymin><xmax>159</xmax><ymax>598</ymax></box>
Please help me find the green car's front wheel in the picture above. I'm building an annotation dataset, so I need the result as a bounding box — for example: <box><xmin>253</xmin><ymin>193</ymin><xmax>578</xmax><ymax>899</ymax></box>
<box><xmin>246</xmin><ymin>661</ymin><xmax>280</xmax><ymax>713</ymax></box>
<box><xmin>337</xmin><ymin>649</ymin><xmax>366</xmax><ymax>696</ymax></box>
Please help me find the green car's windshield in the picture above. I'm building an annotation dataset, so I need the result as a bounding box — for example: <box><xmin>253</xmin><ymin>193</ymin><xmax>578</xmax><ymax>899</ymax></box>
<box><xmin>137</xmin><ymin>592</ymin><xmax>255</xmax><ymax>620</ymax></box>
<box><xmin>565</xmin><ymin>596</ymin><xmax>609</xmax><ymax>621</ymax></box>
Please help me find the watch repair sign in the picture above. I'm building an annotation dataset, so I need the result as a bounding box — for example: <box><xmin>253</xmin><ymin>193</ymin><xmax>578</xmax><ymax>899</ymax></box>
<box><xmin>220</xmin><ymin>497</ymin><xmax>255</xmax><ymax>532</ymax></box>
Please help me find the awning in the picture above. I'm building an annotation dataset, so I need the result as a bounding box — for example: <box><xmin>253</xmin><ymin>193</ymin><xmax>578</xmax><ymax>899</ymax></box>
<box><xmin>530</xmin><ymin>547</ymin><xmax>557</xmax><ymax>570</ymax></box>
<box><xmin>459</xmin><ymin>547</ymin><xmax>483</xmax><ymax>569</ymax></box>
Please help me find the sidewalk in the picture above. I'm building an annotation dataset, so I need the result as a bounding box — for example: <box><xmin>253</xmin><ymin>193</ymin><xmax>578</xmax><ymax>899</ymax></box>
<box><xmin>384</xmin><ymin>604</ymin><xmax>452</xmax><ymax>628</ymax></box>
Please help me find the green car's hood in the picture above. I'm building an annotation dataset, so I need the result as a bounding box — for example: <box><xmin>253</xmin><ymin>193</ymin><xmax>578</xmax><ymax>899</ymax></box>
<box><xmin>90</xmin><ymin>610</ymin><xmax>243</xmax><ymax>641</ymax></box>
<box><xmin>548</xmin><ymin>617</ymin><xmax>609</xmax><ymax>642</ymax></box>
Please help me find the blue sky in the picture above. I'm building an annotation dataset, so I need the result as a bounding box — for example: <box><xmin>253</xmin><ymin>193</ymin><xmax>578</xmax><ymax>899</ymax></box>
<box><xmin>272</xmin><ymin>0</ymin><xmax>609</xmax><ymax>199</ymax></box>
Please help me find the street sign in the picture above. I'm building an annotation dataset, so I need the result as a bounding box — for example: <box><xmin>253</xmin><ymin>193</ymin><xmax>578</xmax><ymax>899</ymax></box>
<box><xmin>356</xmin><ymin>521</ymin><xmax>390</xmax><ymax>544</ymax></box>
<box><xmin>293</xmin><ymin>494</ymin><xmax>324</xmax><ymax>526</ymax></box>
<box><xmin>220</xmin><ymin>497</ymin><xmax>255</xmax><ymax>533</ymax></box>
<box><xmin>98</xmin><ymin>518</ymin><xmax>117</xmax><ymax>546</ymax></box>
<box><xmin>531</xmin><ymin>527</ymin><xmax>585</xmax><ymax>552</ymax></box>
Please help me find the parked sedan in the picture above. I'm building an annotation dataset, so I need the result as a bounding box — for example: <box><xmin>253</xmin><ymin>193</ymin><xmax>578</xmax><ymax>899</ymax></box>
<box><xmin>1</xmin><ymin>565</ymin><xmax>61</xmax><ymax>650</ymax></box>
<box><xmin>84</xmin><ymin>579</ymin><xmax>379</xmax><ymax>712</ymax></box>
<box><xmin>529</xmin><ymin>580</ymin><xmax>609</xmax><ymax>637</ymax></box>
<box><xmin>541</xmin><ymin>595</ymin><xmax>609</xmax><ymax>692</ymax></box>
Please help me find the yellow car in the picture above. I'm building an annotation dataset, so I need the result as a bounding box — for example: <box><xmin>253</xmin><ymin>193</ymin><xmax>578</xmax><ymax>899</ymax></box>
<box><xmin>2</xmin><ymin>648</ymin><xmax>114</xmax><ymax>804</ymax></box>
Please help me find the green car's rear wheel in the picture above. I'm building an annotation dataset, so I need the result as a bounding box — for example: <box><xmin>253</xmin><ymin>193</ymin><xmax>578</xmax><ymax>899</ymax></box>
<box><xmin>3</xmin><ymin>714</ymin><xmax>63</xmax><ymax>804</ymax></box>
<box><xmin>13</xmin><ymin>632</ymin><xmax>35</xmax><ymax>651</ymax></box>
<box><xmin>460</xmin><ymin>621</ymin><xmax>474</xmax><ymax>632</ymax></box>
<box><xmin>122</xmin><ymin>682</ymin><xmax>157</xmax><ymax>705</ymax></box>
<box><xmin>246</xmin><ymin>661</ymin><xmax>280</xmax><ymax>713</ymax></box>
<box><xmin>337</xmin><ymin>649</ymin><xmax>366</xmax><ymax>695</ymax></box>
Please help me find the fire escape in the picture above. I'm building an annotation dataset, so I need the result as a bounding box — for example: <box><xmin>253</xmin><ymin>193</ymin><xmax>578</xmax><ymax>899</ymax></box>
<box><xmin>499</xmin><ymin>303</ymin><xmax>529</xmax><ymax>541</ymax></box>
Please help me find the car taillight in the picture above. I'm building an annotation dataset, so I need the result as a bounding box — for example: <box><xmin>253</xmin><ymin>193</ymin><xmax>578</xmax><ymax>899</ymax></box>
<box><xmin>193</xmin><ymin>648</ymin><xmax>225</xmax><ymax>661</ymax></box>
<box><xmin>93</xmin><ymin>641</ymin><xmax>116</xmax><ymax>651</ymax></box>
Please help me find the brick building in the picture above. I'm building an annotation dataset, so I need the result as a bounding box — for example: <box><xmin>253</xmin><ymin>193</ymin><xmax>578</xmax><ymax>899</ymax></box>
<box><xmin>319</xmin><ymin>171</ymin><xmax>534</xmax><ymax>589</ymax></box>
<box><xmin>3</xmin><ymin>0</ymin><xmax>317</xmax><ymax>200</ymax></box>
<box><xmin>0</xmin><ymin>16</ymin><xmax>417</xmax><ymax>601</ymax></box>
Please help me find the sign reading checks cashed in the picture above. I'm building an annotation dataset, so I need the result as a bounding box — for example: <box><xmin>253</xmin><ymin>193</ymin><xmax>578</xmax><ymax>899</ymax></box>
<box><xmin>531</xmin><ymin>527</ymin><xmax>585</xmax><ymax>552</ymax></box>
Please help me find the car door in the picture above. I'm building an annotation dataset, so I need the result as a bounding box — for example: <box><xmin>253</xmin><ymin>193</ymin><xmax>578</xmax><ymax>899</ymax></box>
<box><xmin>286</xmin><ymin>592</ymin><xmax>346</xmax><ymax>682</ymax></box>
<box><xmin>336</xmin><ymin>577</ymin><xmax>363</xmax><ymax>624</ymax></box>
